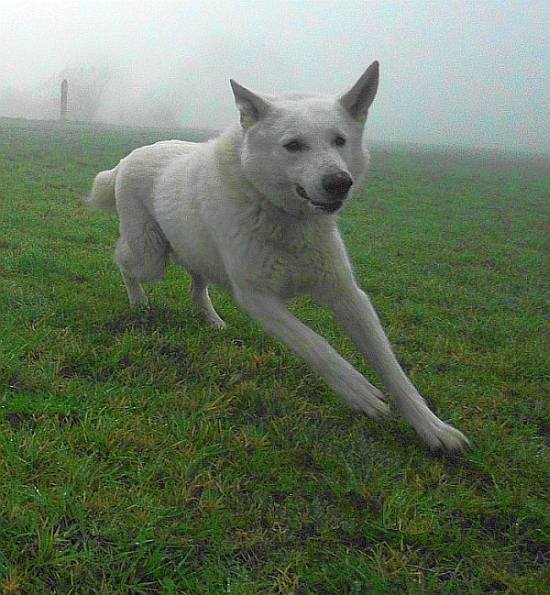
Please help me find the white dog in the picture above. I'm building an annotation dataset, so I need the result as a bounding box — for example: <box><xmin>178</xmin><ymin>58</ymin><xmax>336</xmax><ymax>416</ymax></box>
<box><xmin>87</xmin><ymin>61</ymin><xmax>469</xmax><ymax>451</ymax></box>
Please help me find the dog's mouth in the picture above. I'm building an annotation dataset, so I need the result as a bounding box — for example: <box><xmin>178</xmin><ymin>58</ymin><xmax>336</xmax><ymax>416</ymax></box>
<box><xmin>295</xmin><ymin>185</ymin><xmax>343</xmax><ymax>214</ymax></box>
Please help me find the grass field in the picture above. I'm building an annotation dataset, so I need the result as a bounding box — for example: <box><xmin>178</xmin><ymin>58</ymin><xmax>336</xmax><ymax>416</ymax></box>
<box><xmin>0</xmin><ymin>117</ymin><xmax>548</xmax><ymax>593</ymax></box>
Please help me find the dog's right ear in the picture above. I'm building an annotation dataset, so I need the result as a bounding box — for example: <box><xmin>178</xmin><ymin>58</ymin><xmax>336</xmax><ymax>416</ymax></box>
<box><xmin>340</xmin><ymin>61</ymin><xmax>379</xmax><ymax>123</ymax></box>
<box><xmin>230</xmin><ymin>80</ymin><xmax>270</xmax><ymax>128</ymax></box>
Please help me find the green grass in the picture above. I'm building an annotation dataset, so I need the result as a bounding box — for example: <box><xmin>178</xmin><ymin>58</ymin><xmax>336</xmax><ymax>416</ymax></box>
<box><xmin>0</xmin><ymin>117</ymin><xmax>548</xmax><ymax>593</ymax></box>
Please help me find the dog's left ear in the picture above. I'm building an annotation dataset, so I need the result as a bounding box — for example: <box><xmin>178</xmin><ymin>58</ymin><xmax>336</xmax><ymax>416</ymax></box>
<box><xmin>339</xmin><ymin>61</ymin><xmax>379</xmax><ymax>123</ymax></box>
<box><xmin>230</xmin><ymin>79</ymin><xmax>271</xmax><ymax>128</ymax></box>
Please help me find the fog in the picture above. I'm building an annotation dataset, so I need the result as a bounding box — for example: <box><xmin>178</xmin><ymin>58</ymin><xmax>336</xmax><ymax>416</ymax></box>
<box><xmin>2</xmin><ymin>1</ymin><xmax>548</xmax><ymax>153</ymax></box>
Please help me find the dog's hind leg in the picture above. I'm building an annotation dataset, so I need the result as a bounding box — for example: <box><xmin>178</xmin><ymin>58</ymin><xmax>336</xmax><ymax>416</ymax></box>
<box><xmin>120</xmin><ymin>266</ymin><xmax>148</xmax><ymax>306</ymax></box>
<box><xmin>190</xmin><ymin>273</ymin><xmax>226</xmax><ymax>329</ymax></box>
<box><xmin>115</xmin><ymin>238</ymin><xmax>150</xmax><ymax>306</ymax></box>
<box><xmin>114</xmin><ymin>218</ymin><xmax>169</xmax><ymax>307</ymax></box>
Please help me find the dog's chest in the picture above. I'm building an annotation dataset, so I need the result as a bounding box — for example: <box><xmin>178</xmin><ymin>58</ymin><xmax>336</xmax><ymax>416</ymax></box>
<box><xmin>244</xmin><ymin>228</ymin><xmax>340</xmax><ymax>298</ymax></box>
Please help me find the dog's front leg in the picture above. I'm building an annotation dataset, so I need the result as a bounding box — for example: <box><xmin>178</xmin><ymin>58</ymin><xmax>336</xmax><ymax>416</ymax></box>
<box><xmin>323</xmin><ymin>283</ymin><xmax>470</xmax><ymax>452</ymax></box>
<box><xmin>233</xmin><ymin>288</ymin><xmax>389</xmax><ymax>418</ymax></box>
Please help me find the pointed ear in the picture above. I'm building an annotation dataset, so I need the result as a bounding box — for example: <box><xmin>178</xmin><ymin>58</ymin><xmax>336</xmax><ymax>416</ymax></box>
<box><xmin>230</xmin><ymin>79</ymin><xmax>270</xmax><ymax>128</ymax></box>
<box><xmin>339</xmin><ymin>61</ymin><xmax>379</xmax><ymax>123</ymax></box>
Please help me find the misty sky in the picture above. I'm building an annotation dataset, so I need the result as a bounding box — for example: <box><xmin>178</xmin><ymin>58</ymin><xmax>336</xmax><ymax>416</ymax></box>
<box><xmin>2</xmin><ymin>1</ymin><xmax>549</xmax><ymax>153</ymax></box>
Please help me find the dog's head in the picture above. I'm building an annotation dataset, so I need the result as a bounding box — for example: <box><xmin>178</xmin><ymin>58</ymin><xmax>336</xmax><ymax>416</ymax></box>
<box><xmin>230</xmin><ymin>61</ymin><xmax>379</xmax><ymax>216</ymax></box>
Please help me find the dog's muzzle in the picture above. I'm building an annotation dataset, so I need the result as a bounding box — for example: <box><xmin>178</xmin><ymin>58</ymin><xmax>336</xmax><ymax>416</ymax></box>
<box><xmin>295</xmin><ymin>171</ymin><xmax>353</xmax><ymax>213</ymax></box>
<box><xmin>322</xmin><ymin>171</ymin><xmax>353</xmax><ymax>199</ymax></box>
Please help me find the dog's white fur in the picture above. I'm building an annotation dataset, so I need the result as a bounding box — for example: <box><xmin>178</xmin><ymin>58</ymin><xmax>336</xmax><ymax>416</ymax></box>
<box><xmin>87</xmin><ymin>61</ymin><xmax>469</xmax><ymax>451</ymax></box>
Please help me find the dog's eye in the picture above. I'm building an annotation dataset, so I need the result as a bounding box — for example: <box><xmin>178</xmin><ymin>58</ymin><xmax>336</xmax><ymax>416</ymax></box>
<box><xmin>284</xmin><ymin>140</ymin><xmax>306</xmax><ymax>152</ymax></box>
<box><xmin>334</xmin><ymin>136</ymin><xmax>346</xmax><ymax>147</ymax></box>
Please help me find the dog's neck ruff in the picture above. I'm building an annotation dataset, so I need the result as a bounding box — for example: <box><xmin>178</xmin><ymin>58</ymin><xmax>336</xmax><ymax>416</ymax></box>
<box><xmin>214</xmin><ymin>125</ymin><xmax>260</xmax><ymax>203</ymax></box>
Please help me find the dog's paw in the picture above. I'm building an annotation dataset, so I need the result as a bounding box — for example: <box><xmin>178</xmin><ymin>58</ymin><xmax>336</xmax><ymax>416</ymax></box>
<box><xmin>347</xmin><ymin>390</ymin><xmax>390</xmax><ymax>419</ymax></box>
<box><xmin>208</xmin><ymin>317</ymin><xmax>227</xmax><ymax>330</ymax></box>
<box><xmin>204</xmin><ymin>313</ymin><xmax>226</xmax><ymax>330</ymax></box>
<box><xmin>419</xmin><ymin>419</ymin><xmax>471</xmax><ymax>453</ymax></box>
<box><xmin>195</xmin><ymin>308</ymin><xmax>226</xmax><ymax>330</ymax></box>
<box><xmin>130</xmin><ymin>298</ymin><xmax>150</xmax><ymax>312</ymax></box>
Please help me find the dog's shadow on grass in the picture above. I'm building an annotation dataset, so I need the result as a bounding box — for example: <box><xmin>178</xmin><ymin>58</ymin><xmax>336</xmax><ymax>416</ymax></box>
<box><xmin>99</xmin><ymin>302</ymin><xmax>213</xmax><ymax>337</ymax></box>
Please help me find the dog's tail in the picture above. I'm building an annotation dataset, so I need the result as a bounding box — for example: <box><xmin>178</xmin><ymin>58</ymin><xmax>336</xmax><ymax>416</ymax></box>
<box><xmin>85</xmin><ymin>167</ymin><xmax>118</xmax><ymax>213</ymax></box>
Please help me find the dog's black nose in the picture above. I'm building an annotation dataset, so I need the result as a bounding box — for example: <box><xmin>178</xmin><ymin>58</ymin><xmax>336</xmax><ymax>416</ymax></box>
<box><xmin>322</xmin><ymin>172</ymin><xmax>353</xmax><ymax>197</ymax></box>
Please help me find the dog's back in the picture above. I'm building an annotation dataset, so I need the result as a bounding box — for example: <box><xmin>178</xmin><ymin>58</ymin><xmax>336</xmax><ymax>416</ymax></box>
<box><xmin>86</xmin><ymin>140</ymin><xmax>198</xmax><ymax>215</ymax></box>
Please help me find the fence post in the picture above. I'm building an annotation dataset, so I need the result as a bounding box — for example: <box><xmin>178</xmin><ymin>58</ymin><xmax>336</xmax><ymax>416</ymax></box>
<box><xmin>60</xmin><ymin>79</ymin><xmax>68</xmax><ymax>121</ymax></box>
